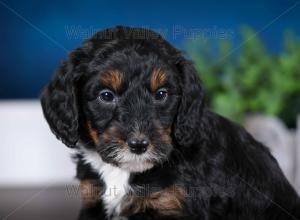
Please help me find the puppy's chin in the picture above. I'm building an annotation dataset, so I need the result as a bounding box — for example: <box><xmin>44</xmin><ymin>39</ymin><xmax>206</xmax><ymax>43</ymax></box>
<box><xmin>97</xmin><ymin>144</ymin><xmax>172</xmax><ymax>173</ymax></box>
<box><xmin>115</xmin><ymin>150</ymin><xmax>159</xmax><ymax>173</ymax></box>
<box><xmin>119</xmin><ymin>161</ymin><xmax>154</xmax><ymax>173</ymax></box>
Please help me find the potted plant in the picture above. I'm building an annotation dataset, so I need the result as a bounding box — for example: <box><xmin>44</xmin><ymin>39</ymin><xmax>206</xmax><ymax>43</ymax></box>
<box><xmin>185</xmin><ymin>27</ymin><xmax>300</xmax><ymax>191</ymax></box>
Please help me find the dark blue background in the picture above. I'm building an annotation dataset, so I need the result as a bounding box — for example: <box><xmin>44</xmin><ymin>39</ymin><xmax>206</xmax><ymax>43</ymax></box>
<box><xmin>1</xmin><ymin>0</ymin><xmax>300</xmax><ymax>99</ymax></box>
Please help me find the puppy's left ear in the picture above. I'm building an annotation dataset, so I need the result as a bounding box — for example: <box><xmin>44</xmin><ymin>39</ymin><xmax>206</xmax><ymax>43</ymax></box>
<box><xmin>174</xmin><ymin>58</ymin><xmax>205</xmax><ymax>147</ymax></box>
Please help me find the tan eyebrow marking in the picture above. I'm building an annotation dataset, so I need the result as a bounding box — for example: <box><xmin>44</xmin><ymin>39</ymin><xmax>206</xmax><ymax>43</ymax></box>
<box><xmin>150</xmin><ymin>68</ymin><xmax>167</xmax><ymax>92</ymax></box>
<box><xmin>99</xmin><ymin>70</ymin><xmax>123</xmax><ymax>93</ymax></box>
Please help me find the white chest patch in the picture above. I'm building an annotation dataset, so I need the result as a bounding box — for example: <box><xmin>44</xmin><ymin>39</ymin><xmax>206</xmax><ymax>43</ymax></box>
<box><xmin>79</xmin><ymin>147</ymin><xmax>130</xmax><ymax>216</ymax></box>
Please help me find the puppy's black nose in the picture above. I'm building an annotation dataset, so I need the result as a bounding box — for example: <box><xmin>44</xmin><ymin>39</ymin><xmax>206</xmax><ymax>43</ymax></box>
<box><xmin>128</xmin><ymin>138</ymin><xmax>149</xmax><ymax>154</ymax></box>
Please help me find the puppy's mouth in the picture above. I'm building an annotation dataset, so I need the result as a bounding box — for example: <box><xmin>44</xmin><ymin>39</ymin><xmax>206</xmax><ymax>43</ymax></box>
<box><xmin>116</xmin><ymin>148</ymin><xmax>158</xmax><ymax>173</ymax></box>
<box><xmin>97</xmin><ymin>143</ymin><xmax>170</xmax><ymax>173</ymax></box>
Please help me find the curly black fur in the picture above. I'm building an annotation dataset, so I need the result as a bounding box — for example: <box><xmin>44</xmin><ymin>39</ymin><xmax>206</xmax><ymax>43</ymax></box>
<box><xmin>41</xmin><ymin>26</ymin><xmax>300</xmax><ymax>220</ymax></box>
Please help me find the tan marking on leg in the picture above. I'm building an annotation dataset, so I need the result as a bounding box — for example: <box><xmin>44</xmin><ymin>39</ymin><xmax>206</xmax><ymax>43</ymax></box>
<box><xmin>80</xmin><ymin>180</ymin><xmax>102</xmax><ymax>206</ymax></box>
<box><xmin>122</xmin><ymin>185</ymin><xmax>186</xmax><ymax>216</ymax></box>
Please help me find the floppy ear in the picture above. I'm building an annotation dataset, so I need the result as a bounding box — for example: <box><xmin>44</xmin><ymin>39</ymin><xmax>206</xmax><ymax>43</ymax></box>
<box><xmin>41</xmin><ymin>60</ymin><xmax>82</xmax><ymax>148</ymax></box>
<box><xmin>174</xmin><ymin>59</ymin><xmax>205</xmax><ymax>147</ymax></box>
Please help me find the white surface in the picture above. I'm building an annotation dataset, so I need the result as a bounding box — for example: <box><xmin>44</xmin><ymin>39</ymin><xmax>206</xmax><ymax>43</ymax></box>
<box><xmin>295</xmin><ymin>116</ymin><xmax>300</xmax><ymax>193</ymax></box>
<box><xmin>244</xmin><ymin>115</ymin><xmax>295</xmax><ymax>182</ymax></box>
<box><xmin>244</xmin><ymin>114</ymin><xmax>299</xmax><ymax>193</ymax></box>
<box><xmin>0</xmin><ymin>100</ymin><xmax>76</xmax><ymax>187</ymax></box>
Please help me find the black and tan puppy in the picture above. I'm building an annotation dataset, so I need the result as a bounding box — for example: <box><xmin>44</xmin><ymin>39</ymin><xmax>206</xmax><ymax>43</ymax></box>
<box><xmin>41</xmin><ymin>26</ymin><xmax>300</xmax><ymax>220</ymax></box>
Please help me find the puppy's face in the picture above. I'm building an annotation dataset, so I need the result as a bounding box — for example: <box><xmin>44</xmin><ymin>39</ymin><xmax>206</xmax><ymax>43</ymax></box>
<box><xmin>41</xmin><ymin>27</ymin><xmax>204</xmax><ymax>173</ymax></box>
<box><xmin>82</xmin><ymin>54</ymin><xmax>180</xmax><ymax>172</ymax></box>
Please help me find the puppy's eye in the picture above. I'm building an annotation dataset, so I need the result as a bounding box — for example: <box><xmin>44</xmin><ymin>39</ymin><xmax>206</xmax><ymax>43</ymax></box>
<box><xmin>154</xmin><ymin>88</ymin><xmax>168</xmax><ymax>101</ymax></box>
<box><xmin>99</xmin><ymin>90</ymin><xmax>115</xmax><ymax>103</ymax></box>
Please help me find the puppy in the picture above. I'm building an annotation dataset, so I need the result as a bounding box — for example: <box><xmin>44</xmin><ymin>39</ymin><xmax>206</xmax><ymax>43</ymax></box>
<box><xmin>41</xmin><ymin>26</ymin><xmax>300</xmax><ymax>220</ymax></box>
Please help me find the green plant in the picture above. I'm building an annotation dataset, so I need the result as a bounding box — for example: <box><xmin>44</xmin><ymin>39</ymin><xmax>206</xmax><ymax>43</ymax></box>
<box><xmin>186</xmin><ymin>27</ymin><xmax>300</xmax><ymax>128</ymax></box>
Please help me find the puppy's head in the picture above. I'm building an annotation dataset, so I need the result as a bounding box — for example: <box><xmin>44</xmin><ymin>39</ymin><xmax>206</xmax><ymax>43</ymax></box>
<box><xmin>41</xmin><ymin>26</ymin><xmax>205</xmax><ymax>173</ymax></box>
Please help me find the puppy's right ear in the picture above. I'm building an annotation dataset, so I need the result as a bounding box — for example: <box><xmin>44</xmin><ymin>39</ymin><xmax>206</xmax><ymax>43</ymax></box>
<box><xmin>41</xmin><ymin>60</ymin><xmax>81</xmax><ymax>148</ymax></box>
<box><xmin>174</xmin><ymin>58</ymin><xmax>206</xmax><ymax>147</ymax></box>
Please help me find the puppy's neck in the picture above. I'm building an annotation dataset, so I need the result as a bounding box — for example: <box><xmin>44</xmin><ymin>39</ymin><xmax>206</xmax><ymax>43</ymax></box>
<box><xmin>78</xmin><ymin>147</ymin><xmax>130</xmax><ymax>217</ymax></box>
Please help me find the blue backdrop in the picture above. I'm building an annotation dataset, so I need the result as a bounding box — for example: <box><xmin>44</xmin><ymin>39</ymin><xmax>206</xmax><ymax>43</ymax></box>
<box><xmin>1</xmin><ymin>0</ymin><xmax>300</xmax><ymax>99</ymax></box>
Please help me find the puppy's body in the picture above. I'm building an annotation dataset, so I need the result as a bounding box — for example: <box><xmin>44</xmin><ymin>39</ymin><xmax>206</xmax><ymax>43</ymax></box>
<box><xmin>41</xmin><ymin>27</ymin><xmax>300</xmax><ymax>220</ymax></box>
<box><xmin>76</xmin><ymin>110</ymin><xmax>300</xmax><ymax>220</ymax></box>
